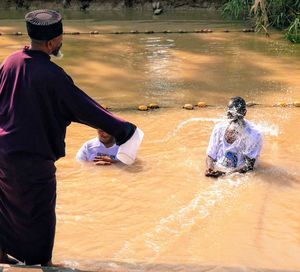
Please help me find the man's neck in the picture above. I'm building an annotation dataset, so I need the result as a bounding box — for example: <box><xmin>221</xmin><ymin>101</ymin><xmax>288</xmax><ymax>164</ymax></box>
<box><xmin>30</xmin><ymin>44</ymin><xmax>49</xmax><ymax>55</ymax></box>
<box><xmin>100</xmin><ymin>141</ymin><xmax>115</xmax><ymax>148</ymax></box>
<box><xmin>229</xmin><ymin>118</ymin><xmax>245</xmax><ymax>127</ymax></box>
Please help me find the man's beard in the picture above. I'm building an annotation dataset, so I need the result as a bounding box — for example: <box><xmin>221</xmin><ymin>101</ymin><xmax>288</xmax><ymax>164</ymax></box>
<box><xmin>52</xmin><ymin>43</ymin><xmax>64</xmax><ymax>59</ymax></box>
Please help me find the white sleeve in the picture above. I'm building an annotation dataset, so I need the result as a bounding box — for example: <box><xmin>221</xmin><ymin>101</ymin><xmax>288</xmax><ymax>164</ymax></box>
<box><xmin>206</xmin><ymin>125</ymin><xmax>220</xmax><ymax>160</ymax></box>
<box><xmin>76</xmin><ymin>143</ymin><xmax>89</xmax><ymax>161</ymax></box>
<box><xmin>244</xmin><ymin>132</ymin><xmax>263</xmax><ymax>159</ymax></box>
<box><xmin>114</xmin><ymin>146</ymin><xmax>120</xmax><ymax>162</ymax></box>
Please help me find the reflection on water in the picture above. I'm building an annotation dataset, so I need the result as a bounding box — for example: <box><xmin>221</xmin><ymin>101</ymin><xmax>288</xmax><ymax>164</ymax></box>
<box><xmin>1</xmin><ymin>10</ymin><xmax>300</xmax><ymax>272</ymax></box>
<box><xmin>142</xmin><ymin>36</ymin><xmax>178</xmax><ymax>100</ymax></box>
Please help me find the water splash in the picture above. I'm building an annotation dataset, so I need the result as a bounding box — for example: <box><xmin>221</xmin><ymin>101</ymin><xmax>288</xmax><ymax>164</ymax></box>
<box><xmin>255</xmin><ymin>121</ymin><xmax>279</xmax><ymax>137</ymax></box>
<box><xmin>150</xmin><ymin>117</ymin><xmax>224</xmax><ymax>144</ymax></box>
<box><xmin>150</xmin><ymin>117</ymin><xmax>279</xmax><ymax>144</ymax></box>
<box><xmin>176</xmin><ymin>117</ymin><xmax>223</xmax><ymax>130</ymax></box>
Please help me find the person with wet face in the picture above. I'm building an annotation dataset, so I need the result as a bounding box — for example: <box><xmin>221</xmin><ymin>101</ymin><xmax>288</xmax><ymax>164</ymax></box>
<box><xmin>205</xmin><ymin>97</ymin><xmax>263</xmax><ymax>178</ymax></box>
<box><xmin>0</xmin><ymin>9</ymin><xmax>141</xmax><ymax>266</ymax></box>
<box><xmin>76</xmin><ymin>129</ymin><xmax>120</xmax><ymax>165</ymax></box>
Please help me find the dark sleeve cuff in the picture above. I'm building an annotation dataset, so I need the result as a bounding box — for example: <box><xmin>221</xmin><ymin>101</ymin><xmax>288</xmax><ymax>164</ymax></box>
<box><xmin>115</xmin><ymin>122</ymin><xmax>137</xmax><ymax>146</ymax></box>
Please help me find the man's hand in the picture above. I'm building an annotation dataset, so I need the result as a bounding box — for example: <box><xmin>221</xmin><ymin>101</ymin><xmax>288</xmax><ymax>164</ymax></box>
<box><xmin>93</xmin><ymin>155</ymin><xmax>115</xmax><ymax>166</ymax></box>
<box><xmin>205</xmin><ymin>168</ymin><xmax>225</xmax><ymax>178</ymax></box>
<box><xmin>205</xmin><ymin>156</ymin><xmax>225</xmax><ymax>178</ymax></box>
<box><xmin>227</xmin><ymin>157</ymin><xmax>256</xmax><ymax>174</ymax></box>
<box><xmin>205</xmin><ymin>168</ymin><xmax>214</xmax><ymax>177</ymax></box>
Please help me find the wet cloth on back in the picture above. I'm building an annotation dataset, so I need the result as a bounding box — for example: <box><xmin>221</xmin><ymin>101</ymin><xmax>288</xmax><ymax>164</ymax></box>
<box><xmin>207</xmin><ymin>120</ymin><xmax>262</xmax><ymax>170</ymax></box>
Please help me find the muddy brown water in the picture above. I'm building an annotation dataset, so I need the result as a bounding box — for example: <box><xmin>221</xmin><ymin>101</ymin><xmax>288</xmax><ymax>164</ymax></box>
<box><xmin>1</xmin><ymin>10</ymin><xmax>300</xmax><ymax>272</ymax></box>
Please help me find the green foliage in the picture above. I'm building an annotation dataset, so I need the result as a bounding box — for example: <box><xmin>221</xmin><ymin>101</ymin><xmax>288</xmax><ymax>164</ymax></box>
<box><xmin>285</xmin><ymin>17</ymin><xmax>300</xmax><ymax>43</ymax></box>
<box><xmin>267</xmin><ymin>0</ymin><xmax>298</xmax><ymax>28</ymax></box>
<box><xmin>222</xmin><ymin>0</ymin><xmax>300</xmax><ymax>43</ymax></box>
<box><xmin>222</xmin><ymin>0</ymin><xmax>246</xmax><ymax>19</ymax></box>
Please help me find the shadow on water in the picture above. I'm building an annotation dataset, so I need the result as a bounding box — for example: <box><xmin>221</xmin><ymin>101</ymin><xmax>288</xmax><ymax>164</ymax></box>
<box><xmin>0</xmin><ymin>263</ymin><xmax>299</xmax><ymax>272</ymax></box>
<box><xmin>2</xmin><ymin>262</ymin><xmax>300</xmax><ymax>272</ymax></box>
<box><xmin>115</xmin><ymin>158</ymin><xmax>145</xmax><ymax>174</ymax></box>
<box><xmin>256</xmin><ymin>162</ymin><xmax>300</xmax><ymax>187</ymax></box>
<box><xmin>251</xmin><ymin>162</ymin><xmax>300</xmax><ymax>255</ymax></box>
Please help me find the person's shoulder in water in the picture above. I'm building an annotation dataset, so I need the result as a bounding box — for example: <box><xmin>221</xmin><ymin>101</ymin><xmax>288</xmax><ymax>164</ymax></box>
<box><xmin>76</xmin><ymin>129</ymin><xmax>119</xmax><ymax>165</ymax></box>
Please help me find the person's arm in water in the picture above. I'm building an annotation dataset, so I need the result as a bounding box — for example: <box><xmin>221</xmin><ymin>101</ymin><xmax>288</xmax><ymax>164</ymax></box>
<box><xmin>206</xmin><ymin>155</ymin><xmax>255</xmax><ymax>177</ymax></box>
<box><xmin>205</xmin><ymin>155</ymin><xmax>225</xmax><ymax>178</ymax></box>
<box><xmin>205</xmin><ymin>124</ymin><xmax>226</xmax><ymax>178</ymax></box>
<box><xmin>228</xmin><ymin>156</ymin><xmax>256</xmax><ymax>174</ymax></box>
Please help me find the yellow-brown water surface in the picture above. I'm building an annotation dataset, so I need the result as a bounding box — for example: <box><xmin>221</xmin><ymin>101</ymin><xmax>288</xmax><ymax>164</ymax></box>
<box><xmin>1</xmin><ymin>10</ymin><xmax>300</xmax><ymax>272</ymax></box>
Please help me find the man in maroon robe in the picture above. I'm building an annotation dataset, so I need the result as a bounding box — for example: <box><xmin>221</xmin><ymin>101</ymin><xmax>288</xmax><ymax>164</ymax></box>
<box><xmin>0</xmin><ymin>9</ymin><xmax>137</xmax><ymax>266</ymax></box>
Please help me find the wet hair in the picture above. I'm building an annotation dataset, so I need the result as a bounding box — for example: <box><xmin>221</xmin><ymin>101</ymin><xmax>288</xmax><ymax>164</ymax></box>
<box><xmin>227</xmin><ymin>96</ymin><xmax>246</xmax><ymax>119</ymax></box>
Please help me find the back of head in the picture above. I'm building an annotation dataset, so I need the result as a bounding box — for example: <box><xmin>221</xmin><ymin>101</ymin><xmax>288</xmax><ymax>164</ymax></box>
<box><xmin>25</xmin><ymin>9</ymin><xmax>63</xmax><ymax>41</ymax></box>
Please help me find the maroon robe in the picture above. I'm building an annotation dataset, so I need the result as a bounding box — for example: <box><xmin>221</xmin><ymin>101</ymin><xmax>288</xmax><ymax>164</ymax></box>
<box><xmin>0</xmin><ymin>47</ymin><xmax>136</xmax><ymax>264</ymax></box>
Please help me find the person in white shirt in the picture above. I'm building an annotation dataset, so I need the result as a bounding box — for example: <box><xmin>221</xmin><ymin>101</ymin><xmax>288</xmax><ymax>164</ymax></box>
<box><xmin>76</xmin><ymin>129</ymin><xmax>119</xmax><ymax>165</ymax></box>
<box><xmin>205</xmin><ymin>96</ymin><xmax>263</xmax><ymax>178</ymax></box>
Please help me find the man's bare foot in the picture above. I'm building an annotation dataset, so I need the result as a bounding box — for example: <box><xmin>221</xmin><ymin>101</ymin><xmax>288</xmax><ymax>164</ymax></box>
<box><xmin>0</xmin><ymin>250</ymin><xmax>19</xmax><ymax>265</ymax></box>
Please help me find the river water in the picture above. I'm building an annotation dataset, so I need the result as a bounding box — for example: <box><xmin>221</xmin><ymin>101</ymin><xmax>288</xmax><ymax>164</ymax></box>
<box><xmin>0</xmin><ymin>10</ymin><xmax>300</xmax><ymax>272</ymax></box>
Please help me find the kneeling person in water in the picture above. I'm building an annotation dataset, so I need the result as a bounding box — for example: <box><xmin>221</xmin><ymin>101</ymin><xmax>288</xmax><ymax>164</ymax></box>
<box><xmin>205</xmin><ymin>96</ymin><xmax>262</xmax><ymax>178</ymax></box>
<box><xmin>76</xmin><ymin>129</ymin><xmax>119</xmax><ymax>165</ymax></box>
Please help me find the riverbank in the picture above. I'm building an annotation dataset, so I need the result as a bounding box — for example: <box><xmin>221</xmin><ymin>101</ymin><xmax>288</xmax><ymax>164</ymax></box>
<box><xmin>0</xmin><ymin>0</ymin><xmax>223</xmax><ymax>11</ymax></box>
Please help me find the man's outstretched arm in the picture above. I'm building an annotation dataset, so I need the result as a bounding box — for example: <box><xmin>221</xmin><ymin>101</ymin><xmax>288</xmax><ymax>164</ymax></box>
<box><xmin>205</xmin><ymin>156</ymin><xmax>225</xmax><ymax>178</ymax></box>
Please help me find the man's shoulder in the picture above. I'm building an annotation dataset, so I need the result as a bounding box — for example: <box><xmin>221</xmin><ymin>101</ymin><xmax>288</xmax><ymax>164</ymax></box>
<box><xmin>1</xmin><ymin>50</ymin><xmax>26</xmax><ymax>67</ymax></box>
<box><xmin>245</xmin><ymin>120</ymin><xmax>262</xmax><ymax>136</ymax></box>
<box><xmin>83</xmin><ymin>137</ymin><xmax>101</xmax><ymax>149</ymax></box>
<box><xmin>9</xmin><ymin>49</ymin><xmax>26</xmax><ymax>57</ymax></box>
<box><xmin>48</xmin><ymin>60</ymin><xmax>65</xmax><ymax>73</ymax></box>
<box><xmin>245</xmin><ymin>120</ymin><xmax>262</xmax><ymax>139</ymax></box>
<box><xmin>6</xmin><ymin>49</ymin><xmax>64</xmax><ymax>74</ymax></box>
<box><xmin>213</xmin><ymin>121</ymin><xmax>227</xmax><ymax>132</ymax></box>
<box><xmin>8</xmin><ymin>50</ymin><xmax>24</xmax><ymax>58</ymax></box>
<box><xmin>48</xmin><ymin>61</ymin><xmax>75</xmax><ymax>87</ymax></box>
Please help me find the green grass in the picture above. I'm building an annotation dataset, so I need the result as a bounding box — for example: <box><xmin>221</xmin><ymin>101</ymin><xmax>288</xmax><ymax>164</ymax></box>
<box><xmin>222</xmin><ymin>0</ymin><xmax>300</xmax><ymax>43</ymax></box>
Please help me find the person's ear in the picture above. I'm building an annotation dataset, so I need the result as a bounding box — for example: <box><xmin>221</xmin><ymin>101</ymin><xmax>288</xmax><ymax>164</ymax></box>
<box><xmin>46</xmin><ymin>39</ymin><xmax>55</xmax><ymax>53</ymax></box>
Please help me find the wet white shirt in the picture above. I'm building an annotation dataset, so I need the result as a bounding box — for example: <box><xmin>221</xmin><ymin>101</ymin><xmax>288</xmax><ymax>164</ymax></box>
<box><xmin>207</xmin><ymin>120</ymin><xmax>262</xmax><ymax>169</ymax></box>
<box><xmin>76</xmin><ymin>137</ymin><xmax>119</xmax><ymax>161</ymax></box>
